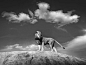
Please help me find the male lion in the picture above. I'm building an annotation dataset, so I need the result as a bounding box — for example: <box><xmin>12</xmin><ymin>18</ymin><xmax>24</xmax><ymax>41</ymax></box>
<box><xmin>35</xmin><ymin>31</ymin><xmax>65</xmax><ymax>53</ymax></box>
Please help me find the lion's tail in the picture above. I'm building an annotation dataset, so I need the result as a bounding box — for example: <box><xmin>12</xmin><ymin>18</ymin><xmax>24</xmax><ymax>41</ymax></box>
<box><xmin>54</xmin><ymin>40</ymin><xmax>64</xmax><ymax>48</ymax></box>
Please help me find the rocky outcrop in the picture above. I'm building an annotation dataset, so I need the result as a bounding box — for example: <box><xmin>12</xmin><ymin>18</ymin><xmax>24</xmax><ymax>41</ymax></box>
<box><xmin>0</xmin><ymin>51</ymin><xmax>86</xmax><ymax>65</ymax></box>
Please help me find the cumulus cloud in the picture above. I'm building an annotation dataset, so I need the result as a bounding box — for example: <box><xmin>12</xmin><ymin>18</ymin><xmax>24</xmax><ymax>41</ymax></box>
<box><xmin>66</xmin><ymin>34</ymin><xmax>86</xmax><ymax>50</ymax></box>
<box><xmin>57</xmin><ymin>33</ymin><xmax>86</xmax><ymax>58</ymax></box>
<box><xmin>37</xmin><ymin>2</ymin><xmax>50</xmax><ymax>10</ymax></box>
<box><xmin>58</xmin><ymin>34</ymin><xmax>86</xmax><ymax>51</ymax></box>
<box><xmin>28</xmin><ymin>10</ymin><xmax>34</xmax><ymax>17</ymax></box>
<box><xmin>35</xmin><ymin>2</ymin><xmax>49</xmax><ymax>19</ymax></box>
<box><xmin>1</xmin><ymin>44</ymin><xmax>24</xmax><ymax>51</ymax></box>
<box><xmin>0</xmin><ymin>43</ymin><xmax>51</xmax><ymax>52</ymax></box>
<box><xmin>0</xmin><ymin>44</ymin><xmax>39</xmax><ymax>51</ymax></box>
<box><xmin>2</xmin><ymin>2</ymin><xmax>79</xmax><ymax>27</ymax></box>
<box><xmin>2</xmin><ymin>11</ymin><xmax>38</xmax><ymax>24</ymax></box>
<box><xmin>35</xmin><ymin>2</ymin><xmax>80</xmax><ymax>27</ymax></box>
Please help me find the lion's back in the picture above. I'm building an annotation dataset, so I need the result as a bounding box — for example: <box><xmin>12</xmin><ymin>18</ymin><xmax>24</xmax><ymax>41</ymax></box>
<box><xmin>43</xmin><ymin>37</ymin><xmax>54</xmax><ymax>43</ymax></box>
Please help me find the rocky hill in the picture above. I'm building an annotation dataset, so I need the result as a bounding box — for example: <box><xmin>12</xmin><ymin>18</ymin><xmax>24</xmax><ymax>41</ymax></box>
<box><xmin>0</xmin><ymin>51</ymin><xmax>86</xmax><ymax>65</ymax></box>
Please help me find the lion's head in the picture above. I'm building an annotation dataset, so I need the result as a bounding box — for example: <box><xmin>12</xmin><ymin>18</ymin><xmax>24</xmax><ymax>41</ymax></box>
<box><xmin>35</xmin><ymin>31</ymin><xmax>42</xmax><ymax>39</ymax></box>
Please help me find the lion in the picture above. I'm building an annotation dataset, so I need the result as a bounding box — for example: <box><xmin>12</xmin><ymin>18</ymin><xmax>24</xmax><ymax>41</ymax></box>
<box><xmin>35</xmin><ymin>31</ymin><xmax>65</xmax><ymax>53</ymax></box>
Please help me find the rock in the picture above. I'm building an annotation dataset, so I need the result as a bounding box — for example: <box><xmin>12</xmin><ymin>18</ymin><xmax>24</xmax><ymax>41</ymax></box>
<box><xmin>0</xmin><ymin>51</ymin><xmax>86</xmax><ymax>65</ymax></box>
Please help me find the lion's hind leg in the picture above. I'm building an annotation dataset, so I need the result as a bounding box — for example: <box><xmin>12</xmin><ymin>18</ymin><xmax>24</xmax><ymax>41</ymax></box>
<box><xmin>50</xmin><ymin>43</ymin><xmax>54</xmax><ymax>52</ymax></box>
<box><xmin>50</xmin><ymin>41</ymin><xmax>58</xmax><ymax>53</ymax></box>
<box><xmin>53</xmin><ymin>47</ymin><xmax>58</xmax><ymax>53</ymax></box>
<box><xmin>50</xmin><ymin>45</ymin><xmax>58</xmax><ymax>53</ymax></box>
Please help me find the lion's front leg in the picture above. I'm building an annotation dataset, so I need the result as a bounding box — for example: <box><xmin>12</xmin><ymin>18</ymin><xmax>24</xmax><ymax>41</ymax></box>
<box><xmin>37</xmin><ymin>45</ymin><xmax>41</xmax><ymax>51</ymax></box>
<box><xmin>36</xmin><ymin>40</ymin><xmax>41</xmax><ymax>51</ymax></box>
<box><xmin>41</xmin><ymin>42</ymin><xmax>44</xmax><ymax>51</ymax></box>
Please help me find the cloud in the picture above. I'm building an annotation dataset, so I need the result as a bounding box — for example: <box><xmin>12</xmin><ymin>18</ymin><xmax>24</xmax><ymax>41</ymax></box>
<box><xmin>2</xmin><ymin>2</ymin><xmax>80</xmax><ymax>27</ymax></box>
<box><xmin>35</xmin><ymin>2</ymin><xmax>49</xmax><ymax>19</ymax></box>
<box><xmin>35</xmin><ymin>2</ymin><xmax>80</xmax><ymax>27</ymax></box>
<box><xmin>37</xmin><ymin>2</ymin><xmax>50</xmax><ymax>10</ymax></box>
<box><xmin>1</xmin><ymin>44</ymin><xmax>24</xmax><ymax>51</ymax></box>
<box><xmin>0</xmin><ymin>44</ymin><xmax>39</xmax><ymax>51</ymax></box>
<box><xmin>57</xmin><ymin>33</ymin><xmax>86</xmax><ymax>58</ymax></box>
<box><xmin>66</xmin><ymin>34</ymin><xmax>86</xmax><ymax>49</ymax></box>
<box><xmin>0</xmin><ymin>43</ymin><xmax>51</xmax><ymax>52</ymax></box>
<box><xmin>28</xmin><ymin>10</ymin><xmax>34</xmax><ymax>17</ymax></box>
<box><xmin>82</xmin><ymin>29</ymin><xmax>86</xmax><ymax>33</ymax></box>
<box><xmin>2</xmin><ymin>11</ymin><xmax>38</xmax><ymax>24</ymax></box>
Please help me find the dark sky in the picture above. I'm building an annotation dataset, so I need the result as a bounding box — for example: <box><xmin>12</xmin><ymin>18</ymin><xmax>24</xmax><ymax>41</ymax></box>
<box><xmin>0</xmin><ymin>0</ymin><xmax>86</xmax><ymax>59</ymax></box>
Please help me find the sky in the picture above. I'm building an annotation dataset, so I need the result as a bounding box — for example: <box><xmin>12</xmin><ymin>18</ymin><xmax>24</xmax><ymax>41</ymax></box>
<box><xmin>0</xmin><ymin>0</ymin><xmax>86</xmax><ymax>59</ymax></box>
